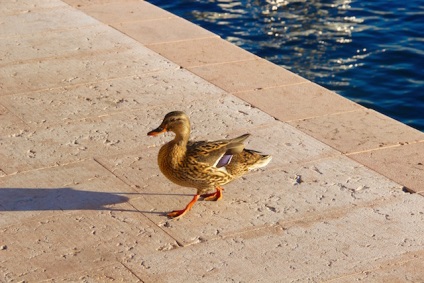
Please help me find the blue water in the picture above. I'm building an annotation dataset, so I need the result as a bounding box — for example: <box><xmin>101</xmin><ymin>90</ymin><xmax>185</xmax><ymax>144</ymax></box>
<box><xmin>149</xmin><ymin>0</ymin><xmax>424</xmax><ymax>132</ymax></box>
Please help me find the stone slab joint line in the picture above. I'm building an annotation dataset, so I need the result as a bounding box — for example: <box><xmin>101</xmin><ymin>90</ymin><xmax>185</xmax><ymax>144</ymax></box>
<box><xmin>321</xmin><ymin>251</ymin><xmax>424</xmax><ymax>283</ymax></box>
<box><xmin>1</xmin><ymin>71</ymin><xmax>166</xmax><ymax>97</ymax></box>
<box><xmin>0</xmin><ymin>23</ymin><xmax>104</xmax><ymax>40</ymax></box>
<box><xmin>118</xmin><ymin>261</ymin><xmax>146</xmax><ymax>282</ymax></box>
<box><xmin>0</xmin><ymin>161</ymin><xmax>63</xmax><ymax>178</ymax></box>
<box><xmin>92</xmin><ymin>157</ymin><xmax>187</xmax><ymax>245</ymax></box>
<box><xmin>92</xmin><ymin>157</ymin><xmax>139</xmax><ymax>191</ymax></box>
<box><xmin>0</xmin><ymin>45</ymin><xmax>133</xmax><ymax>68</ymax></box>
<box><xmin>0</xmin><ymin>102</ymin><xmax>28</xmax><ymax>125</ymax></box>
<box><xmin>145</xmin><ymin>35</ymin><xmax>219</xmax><ymax>47</ymax></box>
<box><xmin>108</xmin><ymin>16</ymin><xmax>175</xmax><ymax>25</ymax></box>
<box><xmin>182</xmin><ymin>57</ymin><xmax>258</xmax><ymax>70</ymax></box>
<box><xmin>231</xmin><ymin>81</ymin><xmax>311</xmax><ymax>94</ymax></box>
<box><xmin>345</xmin><ymin>140</ymin><xmax>424</xmax><ymax>156</ymax></box>
<box><xmin>274</xmin><ymin>108</ymin><xmax>364</xmax><ymax>124</ymax></box>
<box><xmin>175</xmin><ymin>191</ymin><xmax>407</xmax><ymax>248</ymax></box>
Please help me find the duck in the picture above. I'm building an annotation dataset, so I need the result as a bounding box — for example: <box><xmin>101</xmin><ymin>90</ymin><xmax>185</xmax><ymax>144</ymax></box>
<box><xmin>147</xmin><ymin>111</ymin><xmax>272</xmax><ymax>219</ymax></box>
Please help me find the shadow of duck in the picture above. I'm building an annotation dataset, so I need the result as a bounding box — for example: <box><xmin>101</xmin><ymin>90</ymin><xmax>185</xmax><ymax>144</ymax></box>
<box><xmin>0</xmin><ymin>187</ymin><xmax>131</xmax><ymax>212</ymax></box>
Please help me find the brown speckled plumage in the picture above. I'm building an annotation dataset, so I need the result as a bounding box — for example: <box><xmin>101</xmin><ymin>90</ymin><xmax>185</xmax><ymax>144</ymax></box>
<box><xmin>148</xmin><ymin>111</ymin><xmax>271</xmax><ymax>218</ymax></box>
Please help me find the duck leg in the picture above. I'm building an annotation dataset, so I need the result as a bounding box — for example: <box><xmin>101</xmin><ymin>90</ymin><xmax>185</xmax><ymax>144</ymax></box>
<box><xmin>201</xmin><ymin>186</ymin><xmax>223</xmax><ymax>201</ymax></box>
<box><xmin>167</xmin><ymin>194</ymin><xmax>199</xmax><ymax>218</ymax></box>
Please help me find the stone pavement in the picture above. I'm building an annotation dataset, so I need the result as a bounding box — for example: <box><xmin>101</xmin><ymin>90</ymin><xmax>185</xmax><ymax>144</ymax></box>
<box><xmin>1</xmin><ymin>0</ymin><xmax>424</xmax><ymax>282</ymax></box>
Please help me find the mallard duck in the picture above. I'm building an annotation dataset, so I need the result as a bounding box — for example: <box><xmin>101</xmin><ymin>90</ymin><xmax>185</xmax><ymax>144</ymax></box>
<box><xmin>147</xmin><ymin>111</ymin><xmax>272</xmax><ymax>218</ymax></box>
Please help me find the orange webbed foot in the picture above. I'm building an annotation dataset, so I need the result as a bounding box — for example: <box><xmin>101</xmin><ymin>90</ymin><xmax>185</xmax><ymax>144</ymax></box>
<box><xmin>167</xmin><ymin>209</ymin><xmax>188</xmax><ymax>219</ymax></box>
<box><xmin>201</xmin><ymin>186</ymin><xmax>223</xmax><ymax>201</ymax></box>
<box><xmin>167</xmin><ymin>195</ymin><xmax>199</xmax><ymax>219</ymax></box>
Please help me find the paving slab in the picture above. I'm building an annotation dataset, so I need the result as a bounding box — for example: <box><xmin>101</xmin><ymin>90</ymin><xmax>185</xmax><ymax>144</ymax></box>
<box><xmin>47</xmin><ymin>262</ymin><xmax>144</xmax><ymax>282</ymax></box>
<box><xmin>64</xmin><ymin>0</ymin><xmax>147</xmax><ymax>8</ymax></box>
<box><xmin>1</xmin><ymin>208</ymin><xmax>176</xmax><ymax>282</ymax></box>
<box><xmin>0</xmin><ymin>4</ymin><xmax>98</xmax><ymax>38</ymax></box>
<box><xmin>289</xmin><ymin>109</ymin><xmax>424</xmax><ymax>154</ymax></box>
<box><xmin>75</xmin><ymin>0</ymin><xmax>174</xmax><ymax>23</ymax></box>
<box><xmin>232</xmin><ymin>121</ymin><xmax>340</xmax><ymax>168</ymax></box>
<box><xmin>0</xmin><ymin>47</ymin><xmax>174</xmax><ymax>96</ymax></box>
<box><xmin>0</xmin><ymin>5</ymin><xmax>177</xmax><ymax>96</ymax></box>
<box><xmin>1</xmin><ymin>24</ymin><xmax>140</xmax><ymax>65</ymax></box>
<box><xmin>0</xmin><ymin>0</ymin><xmax>68</xmax><ymax>16</ymax></box>
<box><xmin>0</xmin><ymin>68</ymin><xmax>226</xmax><ymax>127</ymax></box>
<box><xmin>148</xmin><ymin>37</ymin><xmax>257</xmax><ymax>68</ymax></box>
<box><xmin>0</xmin><ymin>160</ymin><xmax>178</xmax><ymax>282</ymax></box>
<box><xmin>1</xmin><ymin>112</ymin><xmax>142</xmax><ymax>173</ymax></box>
<box><xmin>349</xmin><ymin>141</ymin><xmax>424</xmax><ymax>193</ymax></box>
<box><xmin>326</xmin><ymin>251</ymin><xmax>424</xmax><ymax>282</ymax></box>
<box><xmin>235</xmin><ymin>82</ymin><xmax>363</xmax><ymax>121</ymax></box>
<box><xmin>0</xmin><ymin>90</ymin><xmax>275</xmax><ymax>174</ymax></box>
<box><xmin>113</xmin><ymin>17</ymin><xmax>217</xmax><ymax>45</ymax></box>
<box><xmin>189</xmin><ymin>58</ymin><xmax>307</xmax><ymax>93</ymax></box>
<box><xmin>0</xmin><ymin>103</ymin><xmax>26</xmax><ymax>139</ymax></box>
<box><xmin>118</xmin><ymin>193</ymin><xmax>424</xmax><ymax>282</ymax></box>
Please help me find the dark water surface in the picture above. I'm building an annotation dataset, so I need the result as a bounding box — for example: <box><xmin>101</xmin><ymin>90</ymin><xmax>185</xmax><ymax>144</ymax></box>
<box><xmin>149</xmin><ymin>0</ymin><xmax>424</xmax><ymax>131</ymax></box>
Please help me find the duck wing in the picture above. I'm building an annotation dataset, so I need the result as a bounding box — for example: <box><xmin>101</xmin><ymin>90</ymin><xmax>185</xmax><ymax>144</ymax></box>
<box><xmin>187</xmin><ymin>134</ymin><xmax>250</xmax><ymax>168</ymax></box>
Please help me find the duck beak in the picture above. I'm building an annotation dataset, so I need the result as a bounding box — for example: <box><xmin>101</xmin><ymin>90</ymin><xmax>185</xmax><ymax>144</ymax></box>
<box><xmin>147</xmin><ymin>126</ymin><xmax>167</xmax><ymax>136</ymax></box>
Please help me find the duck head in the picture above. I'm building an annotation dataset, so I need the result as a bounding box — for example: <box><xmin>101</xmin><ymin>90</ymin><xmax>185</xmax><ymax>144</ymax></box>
<box><xmin>147</xmin><ymin>111</ymin><xmax>191</xmax><ymax>137</ymax></box>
